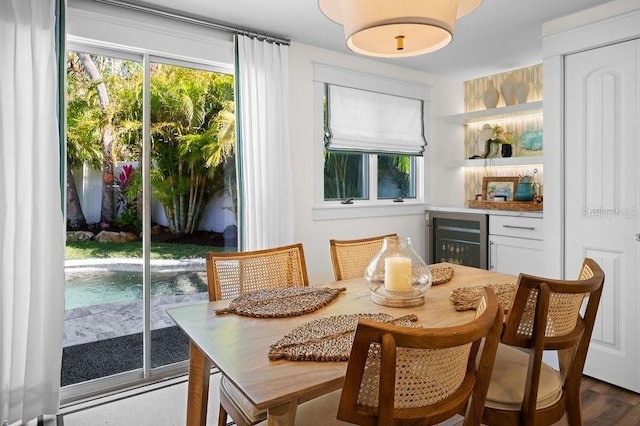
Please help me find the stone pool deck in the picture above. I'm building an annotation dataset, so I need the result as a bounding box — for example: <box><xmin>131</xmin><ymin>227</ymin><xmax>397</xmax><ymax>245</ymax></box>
<box><xmin>64</xmin><ymin>258</ymin><xmax>208</xmax><ymax>347</ymax></box>
<box><xmin>63</xmin><ymin>292</ymin><xmax>208</xmax><ymax>347</ymax></box>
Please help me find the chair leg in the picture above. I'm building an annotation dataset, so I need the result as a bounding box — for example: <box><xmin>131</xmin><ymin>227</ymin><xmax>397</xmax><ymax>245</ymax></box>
<box><xmin>565</xmin><ymin>390</ymin><xmax>583</xmax><ymax>426</ymax></box>
<box><xmin>218</xmin><ymin>403</ymin><xmax>228</xmax><ymax>426</ymax></box>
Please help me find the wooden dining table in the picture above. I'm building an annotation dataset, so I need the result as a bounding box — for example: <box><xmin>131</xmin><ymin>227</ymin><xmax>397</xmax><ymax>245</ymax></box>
<box><xmin>167</xmin><ymin>263</ymin><xmax>516</xmax><ymax>426</ymax></box>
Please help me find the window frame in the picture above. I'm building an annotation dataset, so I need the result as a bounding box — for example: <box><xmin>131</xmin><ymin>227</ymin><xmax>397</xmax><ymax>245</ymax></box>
<box><xmin>313</xmin><ymin>64</ymin><xmax>430</xmax><ymax>220</ymax></box>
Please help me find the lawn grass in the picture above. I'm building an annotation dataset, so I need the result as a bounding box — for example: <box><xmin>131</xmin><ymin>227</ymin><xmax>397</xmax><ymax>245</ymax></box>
<box><xmin>65</xmin><ymin>241</ymin><xmax>235</xmax><ymax>260</ymax></box>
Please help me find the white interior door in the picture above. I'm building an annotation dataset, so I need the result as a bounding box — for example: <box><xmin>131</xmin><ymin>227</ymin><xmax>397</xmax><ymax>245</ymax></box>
<box><xmin>564</xmin><ymin>39</ymin><xmax>640</xmax><ymax>392</ymax></box>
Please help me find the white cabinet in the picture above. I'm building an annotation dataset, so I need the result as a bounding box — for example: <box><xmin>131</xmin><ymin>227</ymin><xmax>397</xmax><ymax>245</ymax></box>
<box><xmin>488</xmin><ymin>215</ymin><xmax>543</xmax><ymax>276</ymax></box>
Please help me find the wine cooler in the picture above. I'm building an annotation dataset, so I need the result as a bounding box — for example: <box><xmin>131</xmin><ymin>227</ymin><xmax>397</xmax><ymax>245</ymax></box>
<box><xmin>427</xmin><ymin>211</ymin><xmax>488</xmax><ymax>269</ymax></box>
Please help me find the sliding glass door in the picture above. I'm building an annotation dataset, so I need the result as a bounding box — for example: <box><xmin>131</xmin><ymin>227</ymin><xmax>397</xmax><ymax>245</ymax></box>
<box><xmin>62</xmin><ymin>46</ymin><xmax>236</xmax><ymax>401</ymax></box>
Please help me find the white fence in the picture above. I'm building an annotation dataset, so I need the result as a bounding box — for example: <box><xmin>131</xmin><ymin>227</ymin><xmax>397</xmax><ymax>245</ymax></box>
<box><xmin>74</xmin><ymin>163</ymin><xmax>236</xmax><ymax>232</ymax></box>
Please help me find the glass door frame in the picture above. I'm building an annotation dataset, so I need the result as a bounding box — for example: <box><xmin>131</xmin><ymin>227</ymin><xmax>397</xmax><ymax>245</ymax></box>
<box><xmin>61</xmin><ymin>40</ymin><xmax>233</xmax><ymax>405</ymax></box>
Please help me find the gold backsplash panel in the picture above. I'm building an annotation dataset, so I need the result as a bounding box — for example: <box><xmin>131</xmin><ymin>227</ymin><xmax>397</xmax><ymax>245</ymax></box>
<box><xmin>464</xmin><ymin>64</ymin><xmax>543</xmax><ymax>113</ymax></box>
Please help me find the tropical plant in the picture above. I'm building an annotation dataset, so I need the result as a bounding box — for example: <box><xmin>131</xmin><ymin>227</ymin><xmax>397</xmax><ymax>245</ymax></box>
<box><xmin>66</xmin><ymin>52</ymin><xmax>143</xmax><ymax>228</ymax></box>
<box><xmin>66</xmin><ymin>52</ymin><xmax>104</xmax><ymax>229</ymax></box>
<box><xmin>149</xmin><ymin>65</ymin><xmax>235</xmax><ymax>234</ymax></box>
<box><xmin>323</xmin><ymin>151</ymin><xmax>365</xmax><ymax>200</ymax></box>
<box><xmin>379</xmin><ymin>155</ymin><xmax>411</xmax><ymax>199</ymax></box>
<box><xmin>66</xmin><ymin>54</ymin><xmax>235</xmax><ymax>235</ymax></box>
<box><xmin>113</xmin><ymin>164</ymin><xmax>142</xmax><ymax>230</ymax></box>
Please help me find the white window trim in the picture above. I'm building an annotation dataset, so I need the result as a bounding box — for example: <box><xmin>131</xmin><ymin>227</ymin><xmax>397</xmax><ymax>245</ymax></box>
<box><xmin>312</xmin><ymin>63</ymin><xmax>430</xmax><ymax>220</ymax></box>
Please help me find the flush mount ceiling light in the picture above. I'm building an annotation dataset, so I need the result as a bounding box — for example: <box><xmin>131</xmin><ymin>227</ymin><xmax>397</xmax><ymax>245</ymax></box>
<box><xmin>318</xmin><ymin>0</ymin><xmax>483</xmax><ymax>57</ymax></box>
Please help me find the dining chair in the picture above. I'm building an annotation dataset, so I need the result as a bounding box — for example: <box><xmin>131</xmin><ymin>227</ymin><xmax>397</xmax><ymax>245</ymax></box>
<box><xmin>206</xmin><ymin>243</ymin><xmax>309</xmax><ymax>426</ymax></box>
<box><xmin>337</xmin><ymin>287</ymin><xmax>504</xmax><ymax>426</ymax></box>
<box><xmin>480</xmin><ymin>258</ymin><xmax>605</xmax><ymax>426</ymax></box>
<box><xmin>329</xmin><ymin>234</ymin><xmax>397</xmax><ymax>281</ymax></box>
<box><xmin>206</xmin><ymin>242</ymin><xmax>309</xmax><ymax>302</ymax></box>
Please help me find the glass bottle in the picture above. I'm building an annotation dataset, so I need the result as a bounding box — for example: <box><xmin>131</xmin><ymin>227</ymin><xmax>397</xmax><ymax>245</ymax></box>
<box><xmin>365</xmin><ymin>236</ymin><xmax>432</xmax><ymax>307</ymax></box>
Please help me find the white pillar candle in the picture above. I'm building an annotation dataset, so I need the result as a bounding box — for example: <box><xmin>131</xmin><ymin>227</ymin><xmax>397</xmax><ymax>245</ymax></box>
<box><xmin>384</xmin><ymin>257</ymin><xmax>412</xmax><ymax>291</ymax></box>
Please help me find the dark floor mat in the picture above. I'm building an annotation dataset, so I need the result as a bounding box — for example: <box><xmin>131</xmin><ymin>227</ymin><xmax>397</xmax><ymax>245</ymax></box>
<box><xmin>61</xmin><ymin>326</ymin><xmax>190</xmax><ymax>386</ymax></box>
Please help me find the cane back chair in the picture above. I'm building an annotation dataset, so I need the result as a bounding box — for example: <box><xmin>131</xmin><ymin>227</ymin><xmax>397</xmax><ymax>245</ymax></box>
<box><xmin>206</xmin><ymin>243</ymin><xmax>309</xmax><ymax>426</ymax></box>
<box><xmin>329</xmin><ymin>234</ymin><xmax>397</xmax><ymax>281</ymax></box>
<box><xmin>337</xmin><ymin>287</ymin><xmax>504</xmax><ymax>426</ymax></box>
<box><xmin>481</xmin><ymin>258</ymin><xmax>605</xmax><ymax>426</ymax></box>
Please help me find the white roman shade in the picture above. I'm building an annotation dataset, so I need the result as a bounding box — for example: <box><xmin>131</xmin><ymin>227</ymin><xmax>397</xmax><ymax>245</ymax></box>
<box><xmin>325</xmin><ymin>84</ymin><xmax>426</xmax><ymax>156</ymax></box>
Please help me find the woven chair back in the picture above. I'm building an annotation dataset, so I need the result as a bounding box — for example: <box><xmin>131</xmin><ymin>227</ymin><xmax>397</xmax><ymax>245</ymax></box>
<box><xmin>482</xmin><ymin>258</ymin><xmax>605</xmax><ymax>426</ymax></box>
<box><xmin>502</xmin><ymin>258</ymin><xmax>604</xmax><ymax>348</ymax></box>
<box><xmin>330</xmin><ymin>234</ymin><xmax>397</xmax><ymax>281</ymax></box>
<box><xmin>206</xmin><ymin>243</ymin><xmax>309</xmax><ymax>302</ymax></box>
<box><xmin>338</xmin><ymin>288</ymin><xmax>503</xmax><ymax>425</ymax></box>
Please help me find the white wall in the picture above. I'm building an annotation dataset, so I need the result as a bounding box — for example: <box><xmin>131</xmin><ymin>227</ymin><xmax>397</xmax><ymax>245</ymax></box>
<box><xmin>67</xmin><ymin>0</ymin><xmax>463</xmax><ymax>277</ymax></box>
<box><xmin>288</xmin><ymin>43</ymin><xmax>462</xmax><ymax>277</ymax></box>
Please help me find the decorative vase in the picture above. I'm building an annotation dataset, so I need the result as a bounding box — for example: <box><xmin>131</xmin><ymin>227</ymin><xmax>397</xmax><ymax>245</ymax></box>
<box><xmin>515</xmin><ymin>80</ymin><xmax>530</xmax><ymax>104</ymax></box>
<box><xmin>365</xmin><ymin>236</ymin><xmax>432</xmax><ymax>307</ymax></box>
<box><xmin>515</xmin><ymin>182</ymin><xmax>535</xmax><ymax>201</ymax></box>
<box><xmin>483</xmin><ymin>80</ymin><xmax>500</xmax><ymax>109</ymax></box>
<box><xmin>501</xmin><ymin>143</ymin><xmax>513</xmax><ymax>158</ymax></box>
<box><xmin>483</xmin><ymin>141</ymin><xmax>499</xmax><ymax>158</ymax></box>
<box><xmin>500</xmin><ymin>74</ymin><xmax>520</xmax><ymax>106</ymax></box>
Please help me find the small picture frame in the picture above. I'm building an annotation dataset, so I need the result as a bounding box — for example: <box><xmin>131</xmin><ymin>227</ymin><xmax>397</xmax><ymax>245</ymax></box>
<box><xmin>482</xmin><ymin>176</ymin><xmax>519</xmax><ymax>201</ymax></box>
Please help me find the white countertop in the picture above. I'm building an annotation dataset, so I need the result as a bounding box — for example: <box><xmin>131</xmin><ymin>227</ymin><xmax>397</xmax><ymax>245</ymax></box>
<box><xmin>426</xmin><ymin>205</ymin><xmax>543</xmax><ymax>218</ymax></box>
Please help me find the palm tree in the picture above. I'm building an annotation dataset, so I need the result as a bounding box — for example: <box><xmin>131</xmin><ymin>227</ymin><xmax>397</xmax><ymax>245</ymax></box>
<box><xmin>76</xmin><ymin>52</ymin><xmax>118</xmax><ymax>223</ymax></box>
<box><xmin>149</xmin><ymin>65</ymin><xmax>235</xmax><ymax>234</ymax></box>
<box><xmin>66</xmin><ymin>52</ymin><xmax>103</xmax><ymax>229</ymax></box>
<box><xmin>66</xmin><ymin>55</ymin><xmax>235</xmax><ymax>235</ymax></box>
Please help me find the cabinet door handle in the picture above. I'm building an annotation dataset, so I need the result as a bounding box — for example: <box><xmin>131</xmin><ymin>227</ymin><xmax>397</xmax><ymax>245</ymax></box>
<box><xmin>503</xmin><ymin>225</ymin><xmax>536</xmax><ymax>231</ymax></box>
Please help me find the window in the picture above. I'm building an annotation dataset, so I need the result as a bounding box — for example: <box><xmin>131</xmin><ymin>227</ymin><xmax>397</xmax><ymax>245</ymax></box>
<box><xmin>323</xmin><ymin>152</ymin><xmax>417</xmax><ymax>201</ymax></box>
<box><xmin>314</xmin><ymin>64</ymin><xmax>430</xmax><ymax>219</ymax></box>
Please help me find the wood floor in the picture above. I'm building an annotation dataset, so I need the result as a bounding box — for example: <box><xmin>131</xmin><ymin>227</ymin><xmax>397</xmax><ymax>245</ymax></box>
<box><xmin>449</xmin><ymin>375</ymin><xmax>640</xmax><ymax>426</ymax></box>
<box><xmin>56</xmin><ymin>373</ymin><xmax>639</xmax><ymax>425</ymax></box>
<box><xmin>578</xmin><ymin>376</ymin><xmax>640</xmax><ymax>425</ymax></box>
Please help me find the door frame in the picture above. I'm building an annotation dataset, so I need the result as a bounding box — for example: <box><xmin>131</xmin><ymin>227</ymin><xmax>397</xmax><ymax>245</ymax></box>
<box><xmin>61</xmin><ymin>41</ymin><xmax>231</xmax><ymax>405</ymax></box>
<box><xmin>541</xmin><ymin>1</ymin><xmax>640</xmax><ymax>391</ymax></box>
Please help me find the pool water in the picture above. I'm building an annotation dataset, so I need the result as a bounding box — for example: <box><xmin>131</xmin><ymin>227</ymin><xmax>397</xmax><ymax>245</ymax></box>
<box><xmin>64</xmin><ymin>269</ymin><xmax>208</xmax><ymax>310</ymax></box>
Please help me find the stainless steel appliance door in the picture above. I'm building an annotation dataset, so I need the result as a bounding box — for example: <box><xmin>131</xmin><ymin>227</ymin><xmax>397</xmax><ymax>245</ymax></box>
<box><xmin>427</xmin><ymin>211</ymin><xmax>488</xmax><ymax>269</ymax></box>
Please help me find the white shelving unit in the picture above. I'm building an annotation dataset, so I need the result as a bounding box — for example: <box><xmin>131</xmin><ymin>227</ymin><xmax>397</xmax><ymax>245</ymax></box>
<box><xmin>445</xmin><ymin>156</ymin><xmax>544</xmax><ymax>168</ymax></box>
<box><xmin>443</xmin><ymin>100</ymin><xmax>544</xmax><ymax>168</ymax></box>
<box><xmin>443</xmin><ymin>101</ymin><xmax>543</xmax><ymax>125</ymax></box>
<box><xmin>462</xmin><ymin>156</ymin><xmax>543</xmax><ymax>167</ymax></box>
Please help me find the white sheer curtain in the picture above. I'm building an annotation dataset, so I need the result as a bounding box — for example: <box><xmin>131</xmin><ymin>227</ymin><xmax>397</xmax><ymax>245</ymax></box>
<box><xmin>0</xmin><ymin>0</ymin><xmax>65</xmax><ymax>424</ymax></box>
<box><xmin>235</xmin><ymin>35</ymin><xmax>293</xmax><ymax>251</ymax></box>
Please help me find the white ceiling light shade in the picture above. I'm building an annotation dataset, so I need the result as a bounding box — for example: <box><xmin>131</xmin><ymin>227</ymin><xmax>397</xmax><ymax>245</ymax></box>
<box><xmin>456</xmin><ymin>0</ymin><xmax>483</xmax><ymax>18</ymax></box>
<box><xmin>318</xmin><ymin>0</ymin><xmax>483</xmax><ymax>57</ymax></box>
<box><xmin>318</xmin><ymin>0</ymin><xmax>343</xmax><ymax>24</ymax></box>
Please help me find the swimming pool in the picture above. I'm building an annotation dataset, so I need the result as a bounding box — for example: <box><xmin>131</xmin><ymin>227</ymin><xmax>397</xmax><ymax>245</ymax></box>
<box><xmin>64</xmin><ymin>268</ymin><xmax>208</xmax><ymax>310</ymax></box>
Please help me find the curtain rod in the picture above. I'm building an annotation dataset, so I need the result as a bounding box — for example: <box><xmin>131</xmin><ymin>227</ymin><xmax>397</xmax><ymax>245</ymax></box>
<box><xmin>94</xmin><ymin>0</ymin><xmax>291</xmax><ymax>45</ymax></box>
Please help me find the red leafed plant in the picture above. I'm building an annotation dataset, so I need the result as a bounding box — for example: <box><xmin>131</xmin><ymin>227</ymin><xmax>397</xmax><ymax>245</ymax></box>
<box><xmin>118</xmin><ymin>164</ymin><xmax>134</xmax><ymax>190</ymax></box>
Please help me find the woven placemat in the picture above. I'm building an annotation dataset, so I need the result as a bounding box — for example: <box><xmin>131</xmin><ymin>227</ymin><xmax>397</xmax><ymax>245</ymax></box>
<box><xmin>268</xmin><ymin>313</ymin><xmax>419</xmax><ymax>361</ymax></box>
<box><xmin>214</xmin><ymin>287</ymin><xmax>346</xmax><ymax>318</ymax></box>
<box><xmin>430</xmin><ymin>265</ymin><xmax>454</xmax><ymax>285</ymax></box>
<box><xmin>450</xmin><ymin>283</ymin><xmax>516</xmax><ymax>312</ymax></box>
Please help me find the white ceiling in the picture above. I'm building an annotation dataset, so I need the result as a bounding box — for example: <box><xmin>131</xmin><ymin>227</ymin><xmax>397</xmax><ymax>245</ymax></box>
<box><xmin>120</xmin><ymin>0</ymin><xmax>612</xmax><ymax>80</ymax></box>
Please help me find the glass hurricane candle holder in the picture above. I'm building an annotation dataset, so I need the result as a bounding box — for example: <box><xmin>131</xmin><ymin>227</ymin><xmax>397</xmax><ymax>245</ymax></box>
<box><xmin>365</xmin><ymin>236</ymin><xmax>432</xmax><ymax>307</ymax></box>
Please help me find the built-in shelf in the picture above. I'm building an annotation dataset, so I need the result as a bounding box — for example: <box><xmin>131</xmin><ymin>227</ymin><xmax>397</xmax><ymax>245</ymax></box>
<box><xmin>446</xmin><ymin>156</ymin><xmax>544</xmax><ymax>168</ymax></box>
<box><xmin>443</xmin><ymin>101</ymin><xmax>543</xmax><ymax>125</ymax></box>
<box><xmin>464</xmin><ymin>156</ymin><xmax>543</xmax><ymax>167</ymax></box>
